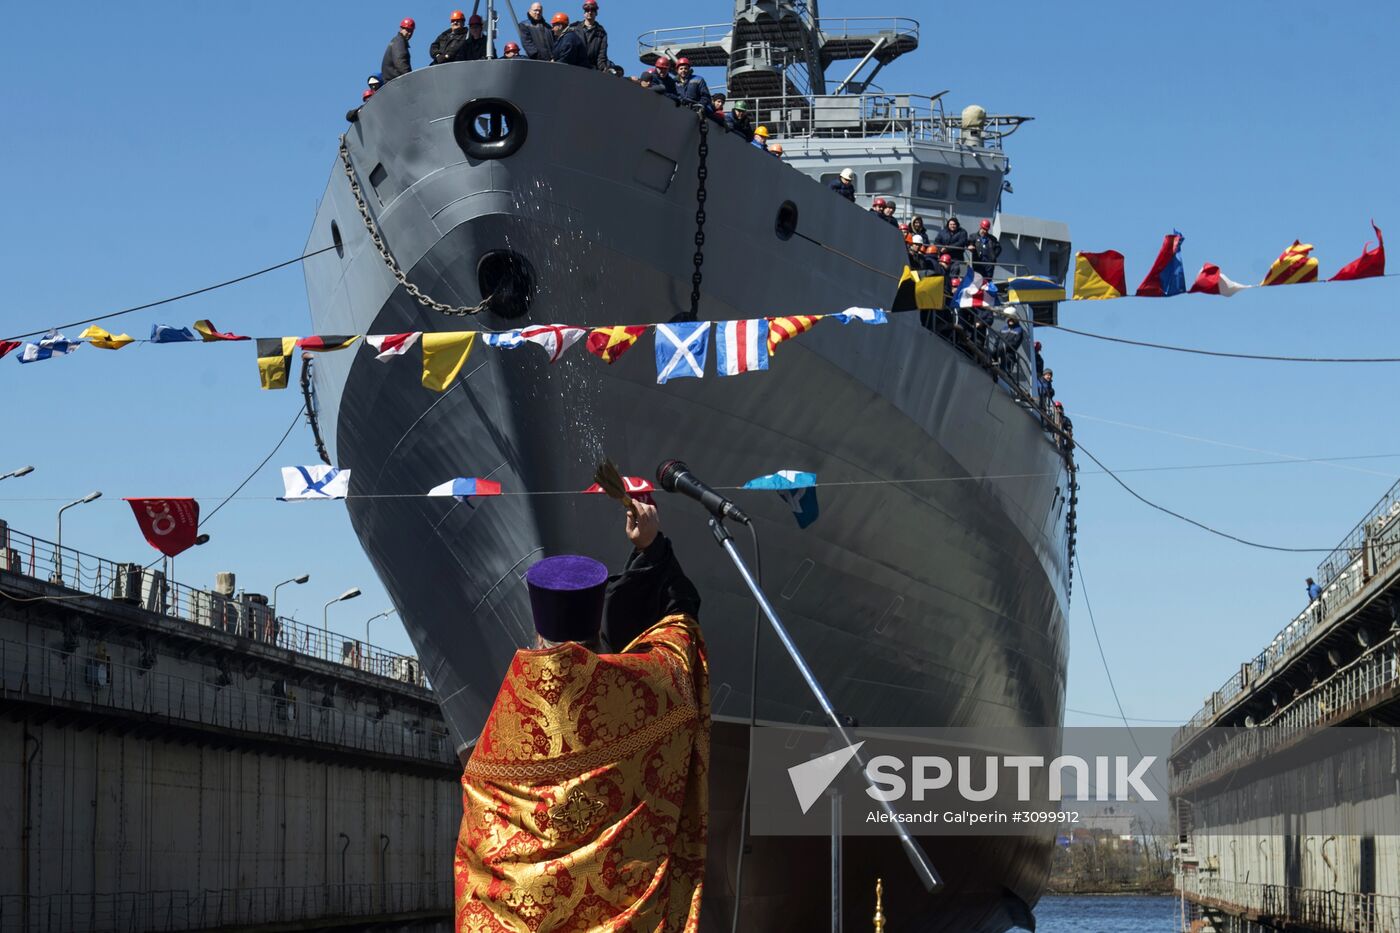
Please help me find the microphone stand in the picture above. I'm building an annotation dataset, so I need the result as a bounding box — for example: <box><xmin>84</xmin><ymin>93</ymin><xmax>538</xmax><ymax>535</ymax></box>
<box><xmin>707</xmin><ymin>518</ymin><xmax>942</xmax><ymax>895</ymax></box>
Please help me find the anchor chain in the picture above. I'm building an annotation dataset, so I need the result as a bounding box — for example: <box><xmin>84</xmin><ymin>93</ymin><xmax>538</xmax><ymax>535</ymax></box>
<box><xmin>299</xmin><ymin>355</ymin><xmax>332</xmax><ymax>466</ymax></box>
<box><xmin>687</xmin><ymin>113</ymin><xmax>709</xmax><ymax>321</ymax></box>
<box><xmin>338</xmin><ymin>136</ymin><xmax>486</xmax><ymax>318</ymax></box>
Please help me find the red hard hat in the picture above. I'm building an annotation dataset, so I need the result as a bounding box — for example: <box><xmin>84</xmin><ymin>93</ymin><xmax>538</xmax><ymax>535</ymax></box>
<box><xmin>504</xmin><ymin>41</ymin><xmax>520</xmax><ymax>52</ymax></box>
<box><xmin>676</xmin><ymin>56</ymin><xmax>691</xmax><ymax>66</ymax></box>
<box><xmin>979</xmin><ymin>219</ymin><xmax>991</xmax><ymax>230</ymax></box>
<box><xmin>655</xmin><ymin>55</ymin><xmax>672</xmax><ymax>70</ymax></box>
<box><xmin>362</xmin><ymin>89</ymin><xmax>374</xmax><ymax>101</ymax></box>
<box><xmin>468</xmin><ymin>13</ymin><xmax>483</xmax><ymax>24</ymax></box>
<box><xmin>400</xmin><ymin>17</ymin><xmax>416</xmax><ymax>30</ymax></box>
<box><xmin>450</xmin><ymin>9</ymin><xmax>465</xmax><ymax>20</ymax></box>
<box><xmin>583</xmin><ymin>0</ymin><xmax>599</xmax><ymax>9</ymax></box>
<box><xmin>939</xmin><ymin>252</ymin><xmax>953</xmax><ymax>263</ymax></box>
<box><xmin>551</xmin><ymin>12</ymin><xmax>570</xmax><ymax>25</ymax></box>
<box><xmin>1054</xmin><ymin>401</ymin><xmax>1063</xmax><ymax>408</ymax></box>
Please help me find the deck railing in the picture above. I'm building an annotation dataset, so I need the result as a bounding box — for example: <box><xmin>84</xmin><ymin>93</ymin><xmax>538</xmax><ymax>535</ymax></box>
<box><xmin>0</xmin><ymin>520</ymin><xmax>425</xmax><ymax>688</ymax></box>
<box><xmin>0</xmin><ymin>881</ymin><xmax>451</xmax><ymax>933</ymax></box>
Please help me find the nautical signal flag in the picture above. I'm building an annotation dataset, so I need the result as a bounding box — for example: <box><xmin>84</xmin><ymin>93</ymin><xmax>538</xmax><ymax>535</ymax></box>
<box><xmin>1330</xmin><ymin>222</ymin><xmax>1385</xmax><ymax>281</ymax></box>
<box><xmin>891</xmin><ymin>267</ymin><xmax>944</xmax><ymax>311</ymax></box>
<box><xmin>365</xmin><ymin>332</ymin><xmax>422</xmax><ymax>360</ymax></box>
<box><xmin>716</xmin><ymin>319</ymin><xmax>769</xmax><ymax>375</ymax></box>
<box><xmin>831</xmin><ymin>307</ymin><xmax>888</xmax><ymax>325</ymax></box>
<box><xmin>427</xmin><ymin>477</ymin><xmax>503</xmax><ymax>500</ymax></box>
<box><xmin>1072</xmin><ymin>250</ymin><xmax>1126</xmax><ymax>300</ymax></box>
<box><xmin>767</xmin><ymin>314</ymin><xmax>819</xmax><ymax>356</ymax></box>
<box><xmin>421</xmin><ymin>332</ymin><xmax>476</xmax><ymax>391</ymax></box>
<box><xmin>79</xmin><ymin>325</ymin><xmax>135</xmax><ymax>350</ymax></box>
<box><xmin>1005</xmin><ymin>276</ymin><xmax>1066</xmax><ymax>303</ymax></box>
<box><xmin>124</xmin><ymin>497</ymin><xmax>201</xmax><ymax>557</ymax></box>
<box><xmin>583</xmin><ymin>475</ymin><xmax>655</xmax><ymax>504</ymax></box>
<box><xmin>297</xmin><ymin>335</ymin><xmax>360</xmax><ymax>352</ymax></box>
<box><xmin>279</xmin><ymin>465</ymin><xmax>351</xmax><ymax>500</ymax></box>
<box><xmin>655</xmin><ymin>321</ymin><xmax>710</xmax><ymax>383</ymax></box>
<box><xmin>518</xmin><ymin>325</ymin><xmax>587</xmax><ymax>363</ymax></box>
<box><xmin>1261</xmin><ymin>241</ymin><xmax>1319</xmax><ymax>286</ymax></box>
<box><xmin>256</xmin><ymin>337</ymin><xmax>297</xmax><ymax>389</ymax></box>
<box><xmin>19</xmin><ymin>331</ymin><xmax>78</xmax><ymax>364</ymax></box>
<box><xmin>586</xmin><ymin>325</ymin><xmax>647</xmax><ymax>364</ymax></box>
<box><xmin>1135</xmin><ymin>231</ymin><xmax>1186</xmax><ymax>297</ymax></box>
<box><xmin>743</xmin><ymin>470</ymin><xmax>820</xmax><ymax>529</ymax></box>
<box><xmin>194</xmin><ymin>320</ymin><xmax>249</xmax><ymax>341</ymax></box>
<box><xmin>150</xmin><ymin>324</ymin><xmax>197</xmax><ymax>343</ymax></box>
<box><xmin>955</xmin><ymin>270</ymin><xmax>999</xmax><ymax>309</ymax></box>
<box><xmin>1188</xmin><ymin>264</ymin><xmax>1249</xmax><ymax>297</ymax></box>
<box><xmin>0</xmin><ymin>340</ymin><xmax>20</xmax><ymax>359</ymax></box>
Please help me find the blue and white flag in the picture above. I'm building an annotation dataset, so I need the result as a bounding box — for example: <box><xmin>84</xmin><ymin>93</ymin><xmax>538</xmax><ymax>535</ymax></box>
<box><xmin>481</xmin><ymin>330</ymin><xmax>525</xmax><ymax>349</ymax></box>
<box><xmin>742</xmin><ymin>470</ymin><xmax>820</xmax><ymax>528</ymax></box>
<box><xmin>654</xmin><ymin>321</ymin><xmax>711</xmax><ymax>384</ymax></box>
<box><xmin>150</xmin><ymin>324</ymin><xmax>197</xmax><ymax>343</ymax></box>
<box><xmin>830</xmin><ymin>307</ymin><xmax>888</xmax><ymax>325</ymax></box>
<box><xmin>17</xmin><ymin>330</ymin><xmax>78</xmax><ymax>364</ymax></box>
<box><xmin>715</xmin><ymin>319</ymin><xmax>768</xmax><ymax>376</ymax></box>
<box><xmin>278</xmin><ymin>465</ymin><xmax>351</xmax><ymax>501</ymax></box>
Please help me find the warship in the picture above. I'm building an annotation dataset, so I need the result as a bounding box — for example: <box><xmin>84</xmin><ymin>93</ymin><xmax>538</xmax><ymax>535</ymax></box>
<box><xmin>303</xmin><ymin>1</ymin><xmax>1075</xmax><ymax>929</ymax></box>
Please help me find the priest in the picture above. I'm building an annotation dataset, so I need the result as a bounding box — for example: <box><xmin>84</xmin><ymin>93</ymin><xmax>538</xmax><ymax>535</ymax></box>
<box><xmin>455</xmin><ymin>500</ymin><xmax>708</xmax><ymax>932</ymax></box>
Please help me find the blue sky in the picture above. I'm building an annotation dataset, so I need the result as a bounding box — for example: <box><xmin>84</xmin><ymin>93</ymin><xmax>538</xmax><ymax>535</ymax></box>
<box><xmin>3</xmin><ymin>2</ymin><xmax>1398</xmax><ymax>728</ymax></box>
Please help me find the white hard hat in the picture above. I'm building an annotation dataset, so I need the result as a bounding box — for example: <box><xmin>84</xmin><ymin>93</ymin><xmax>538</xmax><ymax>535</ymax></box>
<box><xmin>839</xmin><ymin>168</ymin><xmax>855</xmax><ymax>181</ymax></box>
<box><xmin>911</xmin><ymin>234</ymin><xmax>925</xmax><ymax>245</ymax></box>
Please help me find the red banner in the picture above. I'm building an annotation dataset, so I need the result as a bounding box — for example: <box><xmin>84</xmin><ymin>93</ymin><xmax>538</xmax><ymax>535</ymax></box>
<box><xmin>124</xmin><ymin>498</ymin><xmax>200</xmax><ymax>557</ymax></box>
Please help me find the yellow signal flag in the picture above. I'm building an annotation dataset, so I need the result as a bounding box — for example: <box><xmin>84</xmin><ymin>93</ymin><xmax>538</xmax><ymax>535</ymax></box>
<box><xmin>79</xmin><ymin>325</ymin><xmax>135</xmax><ymax>350</ymax></box>
<box><xmin>767</xmin><ymin>315</ymin><xmax>820</xmax><ymax>356</ymax></box>
<box><xmin>1260</xmin><ymin>241</ymin><xmax>1319</xmax><ymax>286</ymax></box>
<box><xmin>421</xmin><ymin>332</ymin><xmax>477</xmax><ymax>392</ymax></box>
<box><xmin>914</xmin><ymin>275</ymin><xmax>946</xmax><ymax>310</ymax></box>
<box><xmin>256</xmin><ymin>337</ymin><xmax>298</xmax><ymax>390</ymax></box>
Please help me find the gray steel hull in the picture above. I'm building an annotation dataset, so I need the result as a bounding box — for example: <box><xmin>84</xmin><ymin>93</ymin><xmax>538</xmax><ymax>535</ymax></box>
<box><xmin>306</xmin><ymin>60</ymin><xmax>1069</xmax><ymax>931</ymax></box>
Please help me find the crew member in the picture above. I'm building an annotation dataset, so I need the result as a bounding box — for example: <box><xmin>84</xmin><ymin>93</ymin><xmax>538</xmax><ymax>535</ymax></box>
<box><xmin>724</xmin><ymin>99</ymin><xmax>754</xmax><ymax>139</ymax></box>
<box><xmin>710</xmin><ymin>92</ymin><xmax>726</xmax><ymax>122</ymax></box>
<box><xmin>970</xmin><ymin>218</ymin><xmax>1002</xmax><ymax>280</ymax></box>
<box><xmin>675</xmin><ymin>57</ymin><xmax>711</xmax><ymax>110</ymax></box>
<box><xmin>518</xmin><ymin>2</ymin><xmax>554</xmax><ymax>60</ymax></box>
<box><xmin>346</xmin><ymin>88</ymin><xmax>374</xmax><ymax>123</ymax></box>
<box><xmin>908</xmin><ymin>215</ymin><xmax>930</xmax><ymax>243</ymax></box>
<box><xmin>430</xmin><ymin>11</ymin><xmax>469</xmax><ymax>64</ymax></box>
<box><xmin>571</xmin><ymin>0</ymin><xmax>610</xmax><ymax>71</ymax></box>
<box><xmin>649</xmin><ymin>55</ymin><xmax>678</xmax><ymax>97</ymax></box>
<box><xmin>502</xmin><ymin>41</ymin><xmax>521</xmax><ymax>58</ymax></box>
<box><xmin>461</xmin><ymin>14</ymin><xmax>489</xmax><ymax>61</ymax></box>
<box><xmin>550</xmin><ymin>13</ymin><xmax>589</xmax><ymax>66</ymax></box>
<box><xmin>933</xmin><ymin>216</ymin><xmax>970</xmax><ymax>266</ymax></box>
<box><xmin>829</xmin><ymin>167</ymin><xmax>856</xmax><ymax>201</ymax></box>
<box><xmin>455</xmin><ymin>501</ymin><xmax>707</xmax><ymax>932</ymax></box>
<box><xmin>751</xmin><ymin>125</ymin><xmax>770</xmax><ymax>151</ymax></box>
<box><xmin>770</xmin><ymin>143</ymin><xmax>784</xmax><ymax>159</ymax></box>
<box><xmin>382</xmin><ymin>18</ymin><xmax>415</xmax><ymax>81</ymax></box>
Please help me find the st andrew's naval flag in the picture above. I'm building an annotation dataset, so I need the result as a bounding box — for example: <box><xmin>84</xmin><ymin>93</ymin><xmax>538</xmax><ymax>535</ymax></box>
<box><xmin>654</xmin><ymin>321</ymin><xmax>711</xmax><ymax>383</ymax></box>
<box><xmin>743</xmin><ymin>470</ymin><xmax>820</xmax><ymax>529</ymax></box>
<box><xmin>715</xmin><ymin>319</ymin><xmax>768</xmax><ymax>375</ymax></box>
<box><xmin>279</xmin><ymin>465</ymin><xmax>351</xmax><ymax>501</ymax></box>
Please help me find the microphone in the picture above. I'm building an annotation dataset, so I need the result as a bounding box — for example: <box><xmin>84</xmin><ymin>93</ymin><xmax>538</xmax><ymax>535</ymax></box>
<box><xmin>656</xmin><ymin>460</ymin><xmax>751</xmax><ymax>526</ymax></box>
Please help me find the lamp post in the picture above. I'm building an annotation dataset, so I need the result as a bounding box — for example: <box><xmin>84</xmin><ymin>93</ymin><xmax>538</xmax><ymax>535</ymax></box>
<box><xmin>53</xmin><ymin>491</ymin><xmax>102</xmax><ymax>584</ymax></box>
<box><xmin>365</xmin><ymin>608</ymin><xmax>397</xmax><ymax>652</ymax></box>
<box><xmin>0</xmin><ymin>465</ymin><xmax>34</xmax><ymax>481</ymax></box>
<box><xmin>273</xmin><ymin>573</ymin><xmax>311</xmax><ymax>617</ymax></box>
<box><xmin>323</xmin><ymin>587</ymin><xmax>362</xmax><ymax>630</ymax></box>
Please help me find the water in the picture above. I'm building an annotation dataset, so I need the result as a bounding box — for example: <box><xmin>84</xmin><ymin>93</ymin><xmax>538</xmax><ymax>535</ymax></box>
<box><xmin>1035</xmin><ymin>895</ymin><xmax>1178</xmax><ymax>932</ymax></box>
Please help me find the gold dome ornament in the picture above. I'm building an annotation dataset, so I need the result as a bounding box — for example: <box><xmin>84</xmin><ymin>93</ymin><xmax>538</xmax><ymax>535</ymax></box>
<box><xmin>873</xmin><ymin>877</ymin><xmax>886</xmax><ymax>932</ymax></box>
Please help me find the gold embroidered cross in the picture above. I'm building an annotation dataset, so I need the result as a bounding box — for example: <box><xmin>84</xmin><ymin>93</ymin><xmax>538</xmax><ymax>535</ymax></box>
<box><xmin>548</xmin><ymin>789</ymin><xmax>605</xmax><ymax>836</ymax></box>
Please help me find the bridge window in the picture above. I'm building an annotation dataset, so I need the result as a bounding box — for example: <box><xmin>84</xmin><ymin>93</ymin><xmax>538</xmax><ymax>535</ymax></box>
<box><xmin>865</xmin><ymin>171</ymin><xmax>903</xmax><ymax>195</ymax></box>
<box><xmin>957</xmin><ymin>175</ymin><xmax>989</xmax><ymax>202</ymax></box>
<box><xmin>916</xmin><ymin>171</ymin><xmax>949</xmax><ymax>200</ymax></box>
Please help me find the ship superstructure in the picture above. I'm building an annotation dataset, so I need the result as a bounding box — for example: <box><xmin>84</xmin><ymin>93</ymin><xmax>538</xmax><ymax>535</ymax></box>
<box><xmin>302</xmin><ymin>2</ymin><xmax>1074</xmax><ymax>928</ymax></box>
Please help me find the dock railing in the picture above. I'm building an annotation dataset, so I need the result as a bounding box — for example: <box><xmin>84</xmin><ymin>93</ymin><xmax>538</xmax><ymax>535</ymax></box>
<box><xmin>0</xmin><ymin>520</ymin><xmax>426</xmax><ymax>690</ymax></box>
<box><xmin>1175</xmin><ymin>475</ymin><xmax>1400</xmax><ymax>748</ymax></box>
<box><xmin>1180</xmin><ymin>873</ymin><xmax>1400</xmax><ymax>932</ymax></box>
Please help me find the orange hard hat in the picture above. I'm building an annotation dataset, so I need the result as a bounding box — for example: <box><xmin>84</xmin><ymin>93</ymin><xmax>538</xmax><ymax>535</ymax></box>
<box><xmin>450</xmin><ymin>9</ymin><xmax>465</xmax><ymax>20</ymax></box>
<box><xmin>771</xmin><ymin>143</ymin><xmax>784</xmax><ymax>154</ymax></box>
<box><xmin>551</xmin><ymin>12</ymin><xmax>570</xmax><ymax>25</ymax></box>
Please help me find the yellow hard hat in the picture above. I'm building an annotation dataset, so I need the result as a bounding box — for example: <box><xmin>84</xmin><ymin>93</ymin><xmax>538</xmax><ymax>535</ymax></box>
<box><xmin>754</xmin><ymin>125</ymin><xmax>770</xmax><ymax>138</ymax></box>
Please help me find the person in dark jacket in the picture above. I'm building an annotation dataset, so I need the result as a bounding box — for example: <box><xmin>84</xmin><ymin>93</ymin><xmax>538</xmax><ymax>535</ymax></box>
<box><xmin>829</xmin><ymin>167</ymin><xmax>856</xmax><ymax>201</ymax></box>
<box><xmin>503</xmin><ymin>41</ymin><xmax>522</xmax><ymax>58</ymax></box>
<box><xmin>647</xmin><ymin>55</ymin><xmax>678</xmax><ymax>97</ymax></box>
<box><xmin>571</xmin><ymin>1</ymin><xmax>610</xmax><ymax>70</ymax></box>
<box><xmin>382</xmin><ymin>18</ymin><xmax>415</xmax><ymax>81</ymax></box>
<box><xmin>518</xmin><ymin>3</ymin><xmax>554</xmax><ymax>61</ymax></box>
<box><xmin>908</xmin><ymin>215</ymin><xmax>930</xmax><ymax>243</ymax></box>
<box><xmin>724</xmin><ymin>100</ymin><xmax>754</xmax><ymax>139</ymax></box>
<box><xmin>461</xmin><ymin>14</ymin><xmax>490</xmax><ymax>61</ymax></box>
<box><xmin>998</xmin><ymin>313</ymin><xmax>1025</xmax><ymax>376</ymax></box>
<box><xmin>970</xmin><ymin>218</ymin><xmax>1002</xmax><ymax>280</ymax></box>
<box><xmin>430</xmin><ymin>11</ymin><xmax>470</xmax><ymax>63</ymax></box>
<box><xmin>675</xmin><ymin>57</ymin><xmax>711</xmax><ymax>110</ymax></box>
<box><xmin>550</xmin><ymin>13</ymin><xmax>589</xmax><ymax>66</ymax></box>
<box><xmin>933</xmin><ymin>216</ymin><xmax>970</xmax><ymax>264</ymax></box>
